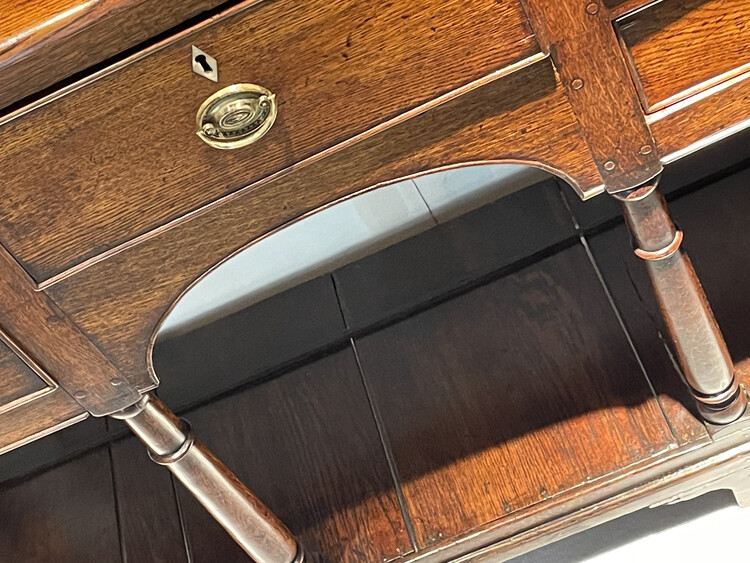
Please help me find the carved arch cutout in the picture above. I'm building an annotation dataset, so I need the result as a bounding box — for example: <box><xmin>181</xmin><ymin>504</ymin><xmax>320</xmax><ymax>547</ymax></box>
<box><xmin>150</xmin><ymin>161</ymin><xmax>579</xmax><ymax>399</ymax></box>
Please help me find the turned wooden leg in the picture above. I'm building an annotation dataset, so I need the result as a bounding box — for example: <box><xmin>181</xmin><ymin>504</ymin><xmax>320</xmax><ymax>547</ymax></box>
<box><xmin>111</xmin><ymin>393</ymin><xmax>304</xmax><ymax>562</ymax></box>
<box><xmin>612</xmin><ymin>181</ymin><xmax>747</xmax><ymax>425</ymax></box>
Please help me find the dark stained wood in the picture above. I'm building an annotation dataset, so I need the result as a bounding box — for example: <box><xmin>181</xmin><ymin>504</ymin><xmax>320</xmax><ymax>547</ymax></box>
<box><xmin>587</xmin><ymin>225</ymin><xmax>709</xmax><ymax>443</ymax></box>
<box><xmin>666</xmin><ymin>168</ymin><xmax>750</xmax><ymax>370</ymax></box>
<box><xmin>0</xmin><ymin>0</ymin><xmax>539</xmax><ymax>283</ymax></box>
<box><xmin>0</xmin><ymin>389</ymin><xmax>86</xmax><ymax>456</ymax></box>
<box><xmin>0</xmin><ymin>416</ymin><xmax>108</xmax><ymax>485</ymax></box>
<box><xmin>585</xmin><ymin>165</ymin><xmax>750</xmax><ymax>441</ymax></box>
<box><xmin>0</xmin><ymin>245</ymin><xmax>138</xmax><ymax>416</ymax></box>
<box><xmin>649</xmin><ymin>68</ymin><xmax>750</xmax><ymax>163</ymax></box>
<box><xmin>110</xmin><ymin>435</ymin><xmax>189</xmax><ymax>563</ymax></box>
<box><xmin>521</xmin><ymin>0</ymin><xmax>662</xmax><ymax>191</ymax></box>
<box><xmin>175</xmin><ymin>348</ymin><xmax>413</xmax><ymax>562</ymax></box>
<box><xmin>561</xmin><ymin>126</ymin><xmax>750</xmax><ymax>232</ymax></box>
<box><xmin>0</xmin><ymin>339</ymin><xmax>47</xmax><ymax>408</ymax></box>
<box><xmin>1</xmin><ymin>1</ymin><xmax>750</xmax><ymax>560</ymax></box>
<box><xmin>354</xmin><ymin>244</ymin><xmax>676</xmax><ymax>548</ymax></box>
<box><xmin>48</xmin><ymin>59</ymin><xmax>601</xmax><ymax>393</ymax></box>
<box><xmin>616</xmin><ymin>0</ymin><xmax>750</xmax><ymax>112</ymax></box>
<box><xmin>0</xmin><ymin>448</ymin><xmax>120</xmax><ymax>562</ymax></box>
<box><xmin>154</xmin><ymin>274</ymin><xmax>346</xmax><ymax>411</ymax></box>
<box><xmin>334</xmin><ymin>178</ymin><xmax>576</xmax><ymax>331</ymax></box>
<box><xmin>0</xmin><ymin>0</ymin><xmax>229</xmax><ymax>111</ymax></box>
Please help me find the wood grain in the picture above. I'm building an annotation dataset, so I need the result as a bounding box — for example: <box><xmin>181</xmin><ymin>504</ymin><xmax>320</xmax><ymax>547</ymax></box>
<box><xmin>616</xmin><ymin>0</ymin><xmax>750</xmax><ymax>112</ymax></box>
<box><xmin>175</xmin><ymin>348</ymin><xmax>413</xmax><ymax>562</ymax></box>
<box><xmin>0</xmin><ymin>0</ymin><xmax>538</xmax><ymax>283</ymax></box>
<box><xmin>0</xmin><ymin>339</ymin><xmax>48</xmax><ymax>408</ymax></box>
<box><xmin>649</xmin><ymin>68</ymin><xmax>750</xmax><ymax>163</ymax></box>
<box><xmin>0</xmin><ymin>388</ymin><xmax>86</xmax><ymax>455</ymax></box>
<box><xmin>0</xmin><ymin>416</ymin><xmax>107</xmax><ymax>485</ymax></box>
<box><xmin>0</xmin><ymin>448</ymin><xmax>120</xmax><ymax>562</ymax></box>
<box><xmin>354</xmin><ymin>244</ymin><xmax>675</xmax><ymax>547</ymax></box>
<box><xmin>333</xmin><ymin>178</ymin><xmax>576</xmax><ymax>332</ymax></box>
<box><xmin>154</xmin><ymin>274</ymin><xmax>346</xmax><ymax>411</ymax></box>
<box><xmin>521</xmin><ymin>0</ymin><xmax>662</xmax><ymax>191</ymax></box>
<box><xmin>0</xmin><ymin>245</ymin><xmax>138</xmax><ymax>416</ymax></box>
<box><xmin>586</xmin><ymin>225</ymin><xmax>708</xmax><ymax>444</ymax></box>
<box><xmin>47</xmin><ymin>59</ymin><xmax>600</xmax><ymax>393</ymax></box>
<box><xmin>605</xmin><ymin>0</ymin><xmax>655</xmax><ymax>18</ymax></box>
<box><xmin>110</xmin><ymin>435</ymin><xmax>189</xmax><ymax>563</ymax></box>
<box><xmin>0</xmin><ymin>0</ymin><xmax>228</xmax><ymax>110</ymax></box>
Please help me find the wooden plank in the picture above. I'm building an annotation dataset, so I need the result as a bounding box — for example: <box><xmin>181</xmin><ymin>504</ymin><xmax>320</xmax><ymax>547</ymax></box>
<box><xmin>0</xmin><ymin>416</ymin><xmax>107</xmax><ymax>485</ymax></box>
<box><xmin>0</xmin><ymin>245</ymin><xmax>138</xmax><ymax>415</ymax></box>
<box><xmin>0</xmin><ymin>339</ymin><xmax>47</xmax><ymax>408</ymax></box>
<box><xmin>0</xmin><ymin>388</ymin><xmax>87</xmax><ymax>456</ymax></box>
<box><xmin>605</xmin><ymin>0</ymin><xmax>655</xmax><ymax>18</ymax></box>
<box><xmin>175</xmin><ymin>348</ymin><xmax>413</xmax><ymax>562</ymax></box>
<box><xmin>354</xmin><ymin>244</ymin><xmax>675</xmax><ymax>548</ymax></box>
<box><xmin>0</xmin><ymin>0</ymin><xmax>229</xmax><ymax>111</ymax></box>
<box><xmin>521</xmin><ymin>0</ymin><xmax>662</xmax><ymax>191</ymax></box>
<box><xmin>334</xmin><ymin>178</ymin><xmax>576</xmax><ymax>331</ymax></box>
<box><xmin>615</xmin><ymin>0</ymin><xmax>750</xmax><ymax>112</ymax></box>
<box><xmin>561</xmin><ymin>126</ymin><xmax>750</xmax><ymax>232</ymax></box>
<box><xmin>0</xmin><ymin>448</ymin><xmax>120</xmax><ymax>562</ymax></box>
<box><xmin>153</xmin><ymin>275</ymin><xmax>346</xmax><ymax>411</ymax></box>
<box><xmin>47</xmin><ymin>60</ymin><xmax>601</xmax><ymax>393</ymax></box>
<box><xmin>110</xmin><ymin>434</ymin><xmax>189</xmax><ymax>563</ymax></box>
<box><xmin>649</xmin><ymin>68</ymin><xmax>750</xmax><ymax>165</ymax></box>
<box><xmin>586</xmin><ymin>226</ymin><xmax>708</xmax><ymax>443</ymax></box>
<box><xmin>0</xmin><ymin>0</ymin><xmax>539</xmax><ymax>283</ymax></box>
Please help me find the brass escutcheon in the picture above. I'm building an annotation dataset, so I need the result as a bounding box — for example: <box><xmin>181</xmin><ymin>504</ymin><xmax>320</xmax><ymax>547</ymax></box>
<box><xmin>196</xmin><ymin>84</ymin><xmax>277</xmax><ymax>149</ymax></box>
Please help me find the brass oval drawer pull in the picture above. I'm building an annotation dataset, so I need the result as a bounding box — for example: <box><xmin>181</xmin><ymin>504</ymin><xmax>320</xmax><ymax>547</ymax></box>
<box><xmin>196</xmin><ymin>84</ymin><xmax>277</xmax><ymax>149</ymax></box>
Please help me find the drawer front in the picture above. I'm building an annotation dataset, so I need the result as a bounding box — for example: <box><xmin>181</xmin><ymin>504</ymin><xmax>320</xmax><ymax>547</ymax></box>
<box><xmin>0</xmin><ymin>339</ymin><xmax>51</xmax><ymax>412</ymax></box>
<box><xmin>616</xmin><ymin>0</ymin><xmax>750</xmax><ymax>112</ymax></box>
<box><xmin>0</xmin><ymin>0</ymin><xmax>228</xmax><ymax>111</ymax></box>
<box><xmin>0</xmin><ymin>0</ymin><xmax>537</xmax><ymax>284</ymax></box>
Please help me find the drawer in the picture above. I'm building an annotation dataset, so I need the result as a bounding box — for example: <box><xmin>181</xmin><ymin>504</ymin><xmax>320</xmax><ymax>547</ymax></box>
<box><xmin>0</xmin><ymin>0</ymin><xmax>228</xmax><ymax>110</ymax></box>
<box><xmin>0</xmin><ymin>0</ymin><xmax>538</xmax><ymax>285</ymax></box>
<box><xmin>616</xmin><ymin>0</ymin><xmax>750</xmax><ymax>112</ymax></box>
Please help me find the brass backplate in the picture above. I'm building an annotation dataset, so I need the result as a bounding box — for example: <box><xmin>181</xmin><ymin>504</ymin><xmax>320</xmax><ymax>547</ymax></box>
<box><xmin>196</xmin><ymin>84</ymin><xmax>277</xmax><ymax>149</ymax></box>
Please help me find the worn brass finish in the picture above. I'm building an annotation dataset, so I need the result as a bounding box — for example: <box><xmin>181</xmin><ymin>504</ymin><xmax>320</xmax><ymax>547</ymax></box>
<box><xmin>614</xmin><ymin>182</ymin><xmax>747</xmax><ymax>425</ymax></box>
<box><xmin>196</xmin><ymin>84</ymin><xmax>277</xmax><ymax>149</ymax></box>
<box><xmin>112</xmin><ymin>393</ymin><xmax>302</xmax><ymax>563</ymax></box>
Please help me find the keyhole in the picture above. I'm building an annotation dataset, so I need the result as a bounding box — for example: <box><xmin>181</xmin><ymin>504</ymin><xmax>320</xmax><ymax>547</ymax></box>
<box><xmin>191</xmin><ymin>46</ymin><xmax>218</xmax><ymax>82</ymax></box>
<box><xmin>195</xmin><ymin>54</ymin><xmax>213</xmax><ymax>74</ymax></box>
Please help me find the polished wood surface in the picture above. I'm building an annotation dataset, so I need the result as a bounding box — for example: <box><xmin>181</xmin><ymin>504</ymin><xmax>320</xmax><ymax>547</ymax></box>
<box><xmin>2</xmin><ymin>160</ymin><xmax>750</xmax><ymax>560</ymax></box>
<box><xmin>0</xmin><ymin>0</ymin><xmax>228</xmax><ymax>110</ymax></box>
<box><xmin>0</xmin><ymin>340</ymin><xmax>47</xmax><ymax>408</ymax></box>
<box><xmin>616</xmin><ymin>0</ymin><xmax>750</xmax><ymax>112</ymax></box>
<box><xmin>355</xmin><ymin>245</ymin><xmax>674</xmax><ymax>547</ymax></box>
<box><xmin>521</xmin><ymin>0</ymin><xmax>661</xmax><ymax>191</ymax></box>
<box><xmin>176</xmin><ymin>349</ymin><xmax>413</xmax><ymax>562</ymax></box>
<box><xmin>0</xmin><ymin>0</ymin><xmax>538</xmax><ymax>283</ymax></box>
<box><xmin>333</xmin><ymin>179</ymin><xmax>576</xmax><ymax>332</ymax></box>
<box><xmin>118</xmin><ymin>393</ymin><xmax>301</xmax><ymax>562</ymax></box>
<box><xmin>614</xmin><ymin>184</ymin><xmax>745</xmax><ymax>424</ymax></box>
<box><xmin>649</xmin><ymin>68</ymin><xmax>750</xmax><ymax>163</ymax></box>
<box><xmin>0</xmin><ymin>389</ymin><xmax>86</xmax><ymax>455</ymax></box>
<box><xmin>110</xmin><ymin>435</ymin><xmax>189</xmax><ymax>562</ymax></box>
<box><xmin>0</xmin><ymin>245</ymin><xmax>138</xmax><ymax>415</ymax></box>
<box><xmin>0</xmin><ymin>0</ymin><xmax>750</xmax><ymax>559</ymax></box>
<box><xmin>0</xmin><ymin>0</ymin><xmax>743</xmax><ymax>426</ymax></box>
<box><xmin>46</xmin><ymin>59</ymin><xmax>600</xmax><ymax>394</ymax></box>
<box><xmin>0</xmin><ymin>448</ymin><xmax>120</xmax><ymax>562</ymax></box>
